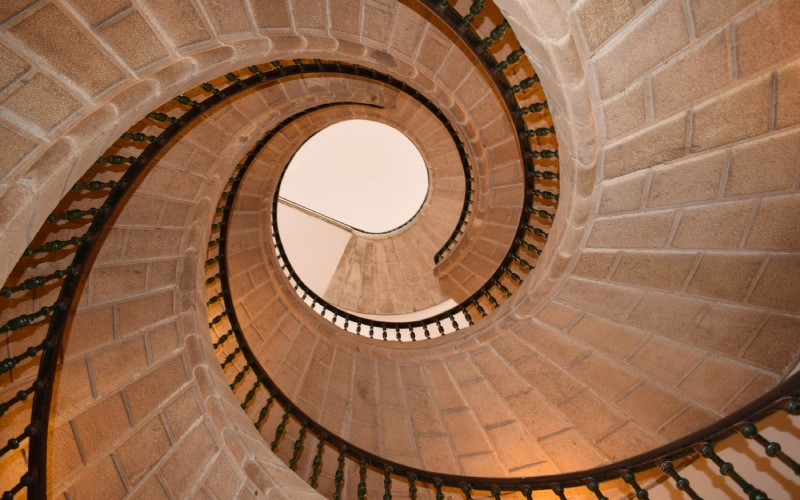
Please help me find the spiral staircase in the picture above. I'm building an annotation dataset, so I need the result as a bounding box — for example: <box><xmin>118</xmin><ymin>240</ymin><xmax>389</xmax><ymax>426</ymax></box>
<box><xmin>1</xmin><ymin>0</ymin><xmax>799</xmax><ymax>498</ymax></box>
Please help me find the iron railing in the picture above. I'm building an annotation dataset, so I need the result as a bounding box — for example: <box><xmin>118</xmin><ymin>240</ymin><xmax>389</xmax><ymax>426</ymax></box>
<box><xmin>208</xmin><ymin>128</ymin><xmax>800</xmax><ymax>498</ymax></box>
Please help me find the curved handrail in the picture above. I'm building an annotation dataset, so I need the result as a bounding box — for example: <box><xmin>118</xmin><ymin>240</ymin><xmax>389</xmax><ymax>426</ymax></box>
<box><xmin>209</xmin><ymin>119</ymin><xmax>800</xmax><ymax>498</ymax></box>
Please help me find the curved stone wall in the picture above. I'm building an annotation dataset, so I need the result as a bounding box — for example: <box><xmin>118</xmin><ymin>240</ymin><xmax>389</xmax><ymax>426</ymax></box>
<box><xmin>0</xmin><ymin>0</ymin><xmax>798</xmax><ymax>498</ymax></box>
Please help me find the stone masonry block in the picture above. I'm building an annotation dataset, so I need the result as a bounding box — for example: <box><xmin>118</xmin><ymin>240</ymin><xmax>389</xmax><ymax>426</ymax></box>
<box><xmin>67</xmin><ymin>455</ymin><xmax>127</xmax><ymax>498</ymax></box>
<box><xmin>601</xmin><ymin>79</ymin><xmax>646</xmax><ymax>141</ymax></box>
<box><xmin>593</xmin><ymin>0</ymin><xmax>689</xmax><ymax>98</ymax></box>
<box><xmin>47</xmin><ymin>422</ymin><xmax>83</xmax><ymax>491</ymax></box>
<box><xmin>72</xmin><ymin>392</ymin><xmax>131</xmax><ymax>460</ymax></box>
<box><xmin>575</xmin><ymin>0</ymin><xmax>635</xmax><ymax>52</ymax></box>
<box><xmin>745</xmin><ymin>194</ymin><xmax>800</xmax><ymax>250</ymax></box>
<box><xmin>514</xmin><ymin>352</ymin><xmax>583</xmax><ymax>405</ymax></box>
<box><xmin>651</xmin><ymin>30</ymin><xmax>730</xmax><ymax>117</ymax></box>
<box><xmin>569</xmin><ymin>314</ymin><xmax>645</xmax><ymax>360</ymax></box>
<box><xmin>689</xmin><ymin>303</ymin><xmax>766</xmax><ymax>356</ymax></box>
<box><xmin>1</xmin><ymin>73</ymin><xmax>81</xmax><ymax>132</ymax></box>
<box><xmin>628</xmin><ymin>337</ymin><xmax>703</xmax><ymax>385</ymax></box>
<box><xmin>598</xmin><ymin>171</ymin><xmax>646</xmax><ymax>215</ymax></box>
<box><xmin>535</xmin><ymin>301</ymin><xmax>581</xmax><ymax>330</ymax></box>
<box><xmin>537</xmin><ymin>429</ymin><xmax>606</xmax><ymax>472</ymax></box>
<box><xmin>100</xmin><ymin>10</ymin><xmax>169</xmax><ymax>70</ymax></box>
<box><xmin>91</xmin><ymin>335</ymin><xmax>149</xmax><ymax>396</ymax></box>
<box><xmin>160</xmin><ymin>422</ymin><xmax>218</xmax><ymax>496</ymax></box>
<box><xmin>671</xmin><ymin>200</ymin><xmax>754</xmax><ymax>249</ymax></box>
<box><xmin>68</xmin><ymin>0</ymin><xmax>130</xmax><ymax>26</ymax></box>
<box><xmin>557</xmin><ymin>278</ymin><xmax>641</xmax><ymax>321</ymax></box>
<box><xmin>116</xmin><ymin>414</ymin><xmax>170</xmax><ymax>485</ymax></box>
<box><xmin>163</xmin><ymin>387</ymin><xmax>203</xmax><ymax>440</ymax></box>
<box><xmin>10</xmin><ymin>4</ymin><xmax>125</xmax><ymax>96</ymax></box>
<box><xmin>727</xmin><ymin>130</ymin><xmax>800</xmax><ymax>197</ymax></box>
<box><xmin>515</xmin><ymin>323</ymin><xmax>590</xmax><ymax>368</ymax></box>
<box><xmin>118</xmin><ymin>289</ymin><xmax>176</xmax><ymax>336</ymax></box>
<box><xmin>558</xmin><ymin>390</ymin><xmax>625</xmax><ymax>441</ymax></box>
<box><xmin>199</xmin><ymin>0</ymin><xmax>252</xmax><ymax>34</ymax></box>
<box><xmin>587</xmin><ymin>210</ymin><xmax>676</xmax><ymax>249</ymax></box>
<box><xmin>603</xmin><ymin>113</ymin><xmax>686</xmax><ymax>179</ymax></box>
<box><xmin>659</xmin><ymin>405</ymin><xmax>719</xmax><ymax>440</ymax></box>
<box><xmin>648</xmin><ymin>150</ymin><xmax>726</xmax><ymax>208</ymax></box>
<box><xmin>380</xmin><ymin>406</ymin><xmax>416</xmax><ymax>455</ymax></box>
<box><xmin>736</xmin><ymin>0</ymin><xmax>800</xmax><ymax>77</ymax></box>
<box><xmin>0</xmin><ymin>122</ymin><xmax>37</xmax><ymax>184</ymax></box>
<box><xmin>743</xmin><ymin>314</ymin><xmax>800</xmax><ymax>371</ymax></box>
<box><xmin>617</xmin><ymin>382</ymin><xmax>686</xmax><ymax>431</ymax></box>
<box><xmin>691</xmin><ymin>76</ymin><xmax>770</xmax><ymax>151</ymax></box>
<box><xmin>140</xmin><ymin>0</ymin><xmax>211</xmax><ymax>48</ymax></box>
<box><xmin>442</xmin><ymin>409</ymin><xmax>491</xmax><ymax>456</ymax></box>
<box><xmin>686</xmin><ymin>253</ymin><xmax>763</xmax><ymax>302</ymax></box>
<box><xmin>611</xmin><ymin>251</ymin><xmax>696</xmax><ymax>291</ymax></box>
<box><xmin>689</xmin><ymin>0</ymin><xmax>752</xmax><ymax>36</ymax></box>
<box><xmin>125</xmin><ymin>355</ymin><xmax>188</xmax><ymax>423</ymax></box>
<box><xmin>596</xmin><ymin>421</ymin><xmax>662</xmax><ymax>461</ymax></box>
<box><xmin>748</xmin><ymin>255</ymin><xmax>800</xmax><ymax>312</ymax></box>
<box><xmin>776</xmin><ymin>60</ymin><xmax>800</xmax><ymax>128</ymax></box>
<box><xmin>0</xmin><ymin>42</ymin><xmax>29</xmax><ymax>91</ymax></box>
<box><xmin>507</xmin><ymin>389</ymin><xmax>571</xmax><ymax>438</ymax></box>
<box><xmin>568</xmin><ymin>354</ymin><xmax>641</xmax><ymax>400</ymax></box>
<box><xmin>678</xmin><ymin>357</ymin><xmax>757</xmax><ymax>409</ymax></box>
<box><xmin>64</xmin><ymin>305</ymin><xmax>114</xmax><ymax>359</ymax></box>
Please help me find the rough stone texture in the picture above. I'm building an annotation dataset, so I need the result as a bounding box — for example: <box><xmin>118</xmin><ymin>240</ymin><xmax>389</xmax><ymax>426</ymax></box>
<box><xmin>0</xmin><ymin>0</ymin><xmax>797</xmax><ymax>496</ymax></box>
<box><xmin>9</xmin><ymin>4</ymin><xmax>125</xmax><ymax>96</ymax></box>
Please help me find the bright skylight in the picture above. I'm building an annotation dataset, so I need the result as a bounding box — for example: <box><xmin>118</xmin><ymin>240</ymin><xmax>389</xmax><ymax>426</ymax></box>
<box><xmin>278</xmin><ymin>119</ymin><xmax>429</xmax><ymax>233</ymax></box>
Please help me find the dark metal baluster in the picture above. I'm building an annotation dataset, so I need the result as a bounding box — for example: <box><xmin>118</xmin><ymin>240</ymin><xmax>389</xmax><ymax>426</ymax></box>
<box><xmin>208</xmin><ymin>311</ymin><xmax>227</xmax><ymax>327</ymax></box>
<box><xmin>408</xmin><ymin>473</ymin><xmax>417</xmax><ymax>499</ymax></box>
<box><xmin>24</xmin><ymin>236</ymin><xmax>85</xmax><ymax>256</ymax></box>
<box><xmin>741</xmin><ymin>423</ymin><xmax>800</xmax><ymax>475</ymax></box>
<box><xmin>483</xmin><ymin>289</ymin><xmax>499</xmax><ymax>308</ymax></box>
<box><xmin>357</xmin><ymin>458</ymin><xmax>367</xmax><ymax>499</ymax></box>
<box><xmin>395</xmin><ymin>326</ymin><xmax>402</xmax><ymax>341</ymax></box>
<box><xmin>516</xmin><ymin>238</ymin><xmax>542</xmax><ymax>255</ymax></box>
<box><xmin>461</xmin><ymin>483</ymin><xmax>473</xmax><ymax>500</ymax></box>
<box><xmin>0</xmin><ymin>425</ymin><xmax>34</xmax><ymax>457</ymax></box>
<box><xmin>623</xmin><ymin>471</ymin><xmax>649</xmax><ymax>499</ymax></box>
<box><xmin>552</xmin><ymin>484</ymin><xmax>567</xmax><ymax>500</ymax></box>
<box><xmin>229</xmin><ymin>364</ymin><xmax>249</xmax><ymax>390</ymax></box>
<box><xmin>46</xmin><ymin>207</ymin><xmax>98</xmax><ymax>223</ymax></box>
<box><xmin>309</xmin><ymin>434</ymin><xmax>325</xmax><ymax>488</ymax></box>
<box><xmin>520</xmin><ymin>485</ymin><xmax>533</xmax><ymax>500</ymax></box>
<box><xmin>490</xmin><ymin>485</ymin><xmax>502</xmax><ymax>500</ymax></box>
<box><xmin>0</xmin><ymin>341</ymin><xmax>49</xmax><ymax>375</ymax></box>
<box><xmin>383</xmin><ymin>465</ymin><xmax>392</xmax><ymax>499</ymax></box>
<box><xmin>434</xmin><ymin>479</ymin><xmax>445</xmax><ymax>500</ymax></box>
<box><xmin>512</xmin><ymin>253</ymin><xmax>533</xmax><ymax>271</ymax></box>
<box><xmin>0</xmin><ymin>305</ymin><xmax>54</xmax><ymax>334</ymax></box>
<box><xmin>255</xmin><ymin>396</ymin><xmax>274</xmax><ymax>430</ymax></box>
<box><xmin>461</xmin><ymin>0</ymin><xmax>485</xmax><ymax>26</ymax></box>
<box><xmin>698</xmin><ymin>442</ymin><xmax>768</xmax><ymax>499</ymax></box>
<box><xmin>436</xmin><ymin>320</ymin><xmax>445</xmax><ymax>336</ymax></box>
<box><xmin>333</xmin><ymin>447</ymin><xmax>346</xmax><ymax>500</ymax></box>
<box><xmin>289</xmin><ymin>424</ymin><xmax>307</xmax><ymax>470</ymax></box>
<box><xmin>510</xmin><ymin>75</ymin><xmax>540</xmax><ymax>94</ymax></box>
<box><xmin>0</xmin><ymin>381</ymin><xmax>39</xmax><ymax>418</ymax></box>
<box><xmin>661</xmin><ymin>460</ymin><xmax>703</xmax><ymax>499</ymax></box>
<box><xmin>516</xmin><ymin>102</ymin><xmax>549</xmax><ymax>115</ymax></box>
<box><xmin>587</xmin><ymin>479</ymin><xmax>608</xmax><ymax>500</ymax></box>
<box><xmin>496</xmin><ymin>49</ymin><xmax>524</xmax><ymax>71</ymax></box>
<box><xmin>271</xmin><ymin>411</ymin><xmax>290</xmax><ymax>452</ymax></box>
<box><xmin>480</xmin><ymin>20</ymin><xmax>509</xmax><ymax>49</ymax></box>
<box><xmin>220</xmin><ymin>347</ymin><xmax>241</xmax><ymax>368</ymax></box>
<box><xmin>212</xmin><ymin>329</ymin><xmax>235</xmax><ymax>349</ymax></box>
<box><xmin>423</xmin><ymin>324</ymin><xmax>431</xmax><ymax>339</ymax></box>
<box><xmin>450</xmin><ymin>314</ymin><xmax>459</xmax><ymax>331</ymax></box>
<box><xmin>240</xmin><ymin>380</ymin><xmax>260</xmax><ymax>410</ymax></box>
